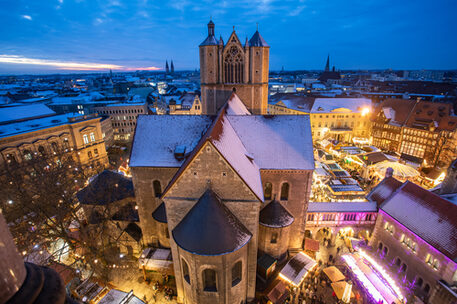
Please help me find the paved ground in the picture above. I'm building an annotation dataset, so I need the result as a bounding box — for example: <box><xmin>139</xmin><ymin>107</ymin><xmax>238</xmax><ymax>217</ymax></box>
<box><xmin>107</xmin><ymin>265</ymin><xmax>178</xmax><ymax>303</ymax></box>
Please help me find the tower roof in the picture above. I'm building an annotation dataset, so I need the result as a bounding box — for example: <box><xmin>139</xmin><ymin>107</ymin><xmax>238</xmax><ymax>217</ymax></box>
<box><xmin>172</xmin><ymin>189</ymin><xmax>252</xmax><ymax>256</ymax></box>
<box><xmin>325</xmin><ymin>54</ymin><xmax>330</xmax><ymax>72</ymax></box>
<box><xmin>152</xmin><ymin>202</ymin><xmax>167</xmax><ymax>223</ymax></box>
<box><xmin>249</xmin><ymin>30</ymin><xmax>268</xmax><ymax>47</ymax></box>
<box><xmin>200</xmin><ymin>35</ymin><xmax>219</xmax><ymax>46</ymax></box>
<box><xmin>259</xmin><ymin>199</ymin><xmax>294</xmax><ymax>228</ymax></box>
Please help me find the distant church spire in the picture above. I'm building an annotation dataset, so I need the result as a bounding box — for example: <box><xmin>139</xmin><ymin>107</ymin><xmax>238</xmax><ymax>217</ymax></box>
<box><xmin>165</xmin><ymin>60</ymin><xmax>169</xmax><ymax>73</ymax></box>
<box><xmin>170</xmin><ymin>60</ymin><xmax>175</xmax><ymax>73</ymax></box>
<box><xmin>325</xmin><ymin>54</ymin><xmax>330</xmax><ymax>72</ymax></box>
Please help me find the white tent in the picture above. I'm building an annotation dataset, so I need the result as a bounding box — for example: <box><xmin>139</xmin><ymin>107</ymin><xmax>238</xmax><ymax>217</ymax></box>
<box><xmin>374</xmin><ymin>161</ymin><xmax>419</xmax><ymax>179</ymax></box>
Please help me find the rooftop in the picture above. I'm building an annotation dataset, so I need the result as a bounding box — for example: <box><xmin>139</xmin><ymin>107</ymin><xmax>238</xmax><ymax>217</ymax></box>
<box><xmin>311</xmin><ymin>98</ymin><xmax>372</xmax><ymax>114</ymax></box>
<box><xmin>259</xmin><ymin>199</ymin><xmax>294</xmax><ymax>228</ymax></box>
<box><xmin>0</xmin><ymin>104</ymin><xmax>55</xmax><ymax>125</ymax></box>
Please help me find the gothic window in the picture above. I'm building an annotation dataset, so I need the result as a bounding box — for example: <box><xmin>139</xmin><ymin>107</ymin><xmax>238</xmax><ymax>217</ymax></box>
<box><xmin>264</xmin><ymin>182</ymin><xmax>272</xmax><ymax>200</ymax></box>
<box><xmin>280</xmin><ymin>183</ymin><xmax>289</xmax><ymax>200</ymax></box>
<box><xmin>224</xmin><ymin>46</ymin><xmax>244</xmax><ymax>83</ymax></box>
<box><xmin>153</xmin><ymin>180</ymin><xmax>162</xmax><ymax>197</ymax></box>
<box><xmin>203</xmin><ymin>269</ymin><xmax>217</xmax><ymax>292</ymax></box>
<box><xmin>38</xmin><ymin>145</ymin><xmax>46</xmax><ymax>156</ymax></box>
<box><xmin>232</xmin><ymin>261</ymin><xmax>242</xmax><ymax>287</ymax></box>
<box><xmin>423</xmin><ymin>284</ymin><xmax>430</xmax><ymax>294</ymax></box>
<box><xmin>182</xmin><ymin>259</ymin><xmax>190</xmax><ymax>284</ymax></box>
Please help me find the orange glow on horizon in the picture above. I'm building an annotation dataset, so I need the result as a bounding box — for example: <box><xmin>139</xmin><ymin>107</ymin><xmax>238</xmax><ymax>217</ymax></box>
<box><xmin>0</xmin><ymin>55</ymin><xmax>161</xmax><ymax>71</ymax></box>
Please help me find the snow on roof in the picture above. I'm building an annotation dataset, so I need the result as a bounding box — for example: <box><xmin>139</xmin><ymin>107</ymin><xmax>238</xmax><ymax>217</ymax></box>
<box><xmin>0</xmin><ymin>112</ymin><xmax>86</xmax><ymax>139</ymax></box>
<box><xmin>307</xmin><ymin>201</ymin><xmax>377</xmax><ymax>213</ymax></box>
<box><xmin>98</xmin><ymin>289</ymin><xmax>144</xmax><ymax>304</ymax></box>
<box><xmin>129</xmin><ymin>115</ymin><xmax>212</xmax><ymax>167</ymax></box>
<box><xmin>311</xmin><ymin>98</ymin><xmax>372</xmax><ymax>113</ymax></box>
<box><xmin>381</xmin><ymin>181</ymin><xmax>457</xmax><ymax>262</ymax></box>
<box><xmin>226</xmin><ymin>93</ymin><xmax>251</xmax><ymax>115</ymax></box>
<box><xmin>269</xmin><ymin>93</ymin><xmax>314</xmax><ymax>112</ymax></box>
<box><xmin>227</xmin><ymin>115</ymin><xmax>314</xmax><ymax>170</ymax></box>
<box><xmin>0</xmin><ymin>104</ymin><xmax>55</xmax><ymax>124</ymax></box>
<box><xmin>259</xmin><ymin>199</ymin><xmax>294</xmax><ymax>228</ymax></box>
<box><xmin>210</xmin><ymin>114</ymin><xmax>264</xmax><ymax>201</ymax></box>
<box><xmin>280</xmin><ymin>252</ymin><xmax>316</xmax><ymax>286</ymax></box>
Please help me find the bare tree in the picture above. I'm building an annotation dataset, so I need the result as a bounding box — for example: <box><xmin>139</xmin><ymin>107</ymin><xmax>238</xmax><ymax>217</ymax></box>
<box><xmin>0</xmin><ymin>148</ymin><xmax>129</xmax><ymax>278</ymax></box>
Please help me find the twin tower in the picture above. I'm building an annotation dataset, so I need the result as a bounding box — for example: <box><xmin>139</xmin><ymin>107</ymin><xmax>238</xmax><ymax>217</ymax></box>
<box><xmin>199</xmin><ymin>20</ymin><xmax>270</xmax><ymax>115</ymax></box>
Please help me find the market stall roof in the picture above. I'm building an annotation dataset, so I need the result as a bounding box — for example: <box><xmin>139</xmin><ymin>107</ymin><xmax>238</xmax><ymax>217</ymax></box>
<box><xmin>323</xmin><ymin>266</ymin><xmax>345</xmax><ymax>282</ymax></box>
<box><xmin>279</xmin><ymin>252</ymin><xmax>316</xmax><ymax>286</ymax></box>
<box><xmin>138</xmin><ymin>248</ymin><xmax>173</xmax><ymax>273</ymax></box>
<box><xmin>266</xmin><ymin>280</ymin><xmax>290</xmax><ymax>304</ymax></box>
<box><xmin>373</xmin><ymin>161</ymin><xmax>419</xmax><ymax>179</ymax></box>
<box><xmin>331</xmin><ymin>281</ymin><xmax>355</xmax><ymax>300</ymax></box>
<box><xmin>304</xmin><ymin>238</ymin><xmax>320</xmax><ymax>251</ymax></box>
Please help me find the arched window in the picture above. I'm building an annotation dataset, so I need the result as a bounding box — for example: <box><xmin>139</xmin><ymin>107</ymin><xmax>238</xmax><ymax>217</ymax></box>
<box><xmin>264</xmin><ymin>182</ymin><xmax>272</xmax><ymax>200</ymax></box>
<box><xmin>153</xmin><ymin>180</ymin><xmax>162</xmax><ymax>197</ymax></box>
<box><xmin>232</xmin><ymin>261</ymin><xmax>242</xmax><ymax>287</ymax></box>
<box><xmin>271</xmin><ymin>232</ymin><xmax>278</xmax><ymax>244</ymax></box>
<box><xmin>23</xmin><ymin>150</ymin><xmax>32</xmax><ymax>161</ymax></box>
<box><xmin>401</xmin><ymin>263</ymin><xmax>407</xmax><ymax>273</ymax></box>
<box><xmin>51</xmin><ymin>142</ymin><xmax>58</xmax><ymax>153</ymax></box>
<box><xmin>224</xmin><ymin>46</ymin><xmax>244</xmax><ymax>83</ymax></box>
<box><xmin>423</xmin><ymin>284</ymin><xmax>430</xmax><ymax>294</ymax></box>
<box><xmin>203</xmin><ymin>269</ymin><xmax>217</xmax><ymax>292</ymax></box>
<box><xmin>382</xmin><ymin>246</ymin><xmax>388</xmax><ymax>256</ymax></box>
<box><xmin>395</xmin><ymin>258</ymin><xmax>401</xmax><ymax>267</ymax></box>
<box><xmin>415</xmin><ymin>277</ymin><xmax>423</xmax><ymax>287</ymax></box>
<box><xmin>378</xmin><ymin>242</ymin><xmax>383</xmax><ymax>250</ymax></box>
<box><xmin>280</xmin><ymin>183</ymin><xmax>289</xmax><ymax>200</ymax></box>
<box><xmin>182</xmin><ymin>259</ymin><xmax>190</xmax><ymax>284</ymax></box>
<box><xmin>38</xmin><ymin>146</ymin><xmax>46</xmax><ymax>156</ymax></box>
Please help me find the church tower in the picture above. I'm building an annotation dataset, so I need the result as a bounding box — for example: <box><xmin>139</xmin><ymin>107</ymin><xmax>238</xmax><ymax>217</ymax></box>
<box><xmin>200</xmin><ymin>20</ymin><xmax>269</xmax><ymax>115</ymax></box>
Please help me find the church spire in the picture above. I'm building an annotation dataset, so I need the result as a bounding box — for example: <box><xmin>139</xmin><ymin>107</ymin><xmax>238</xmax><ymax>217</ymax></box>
<box><xmin>165</xmin><ymin>60</ymin><xmax>169</xmax><ymax>73</ymax></box>
<box><xmin>325</xmin><ymin>54</ymin><xmax>330</xmax><ymax>72</ymax></box>
<box><xmin>208</xmin><ymin>19</ymin><xmax>215</xmax><ymax>36</ymax></box>
<box><xmin>170</xmin><ymin>60</ymin><xmax>174</xmax><ymax>73</ymax></box>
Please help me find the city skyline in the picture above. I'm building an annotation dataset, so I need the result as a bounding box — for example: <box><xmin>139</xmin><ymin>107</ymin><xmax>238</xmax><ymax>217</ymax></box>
<box><xmin>0</xmin><ymin>0</ymin><xmax>456</xmax><ymax>74</ymax></box>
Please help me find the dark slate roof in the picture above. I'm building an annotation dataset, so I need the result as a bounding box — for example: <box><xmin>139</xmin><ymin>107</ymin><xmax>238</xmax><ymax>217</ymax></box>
<box><xmin>76</xmin><ymin>170</ymin><xmax>134</xmax><ymax>205</ymax></box>
<box><xmin>172</xmin><ymin>189</ymin><xmax>252</xmax><ymax>256</ymax></box>
<box><xmin>366</xmin><ymin>177</ymin><xmax>402</xmax><ymax>207</ymax></box>
<box><xmin>200</xmin><ymin>35</ymin><xmax>219</xmax><ymax>46</ymax></box>
<box><xmin>124</xmin><ymin>223</ymin><xmax>142</xmax><ymax>242</ymax></box>
<box><xmin>380</xmin><ymin>181</ymin><xmax>457</xmax><ymax>262</ymax></box>
<box><xmin>249</xmin><ymin>31</ymin><xmax>268</xmax><ymax>47</ymax></box>
<box><xmin>112</xmin><ymin>204</ymin><xmax>139</xmax><ymax>222</ymax></box>
<box><xmin>259</xmin><ymin>200</ymin><xmax>294</xmax><ymax>228</ymax></box>
<box><xmin>152</xmin><ymin>202</ymin><xmax>167</xmax><ymax>223</ymax></box>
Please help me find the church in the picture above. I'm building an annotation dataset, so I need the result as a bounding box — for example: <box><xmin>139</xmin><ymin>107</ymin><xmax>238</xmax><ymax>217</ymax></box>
<box><xmin>129</xmin><ymin>20</ymin><xmax>314</xmax><ymax>304</ymax></box>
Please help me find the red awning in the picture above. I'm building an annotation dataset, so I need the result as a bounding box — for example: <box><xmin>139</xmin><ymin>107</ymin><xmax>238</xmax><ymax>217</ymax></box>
<box><xmin>304</xmin><ymin>238</ymin><xmax>320</xmax><ymax>251</ymax></box>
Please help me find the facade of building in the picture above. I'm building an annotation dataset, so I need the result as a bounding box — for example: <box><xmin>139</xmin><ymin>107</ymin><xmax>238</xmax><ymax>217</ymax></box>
<box><xmin>367</xmin><ymin>178</ymin><xmax>457</xmax><ymax>304</ymax></box>
<box><xmin>199</xmin><ymin>20</ymin><xmax>269</xmax><ymax>115</ymax></box>
<box><xmin>0</xmin><ymin>105</ymin><xmax>108</xmax><ymax>171</ymax></box>
<box><xmin>372</xmin><ymin>98</ymin><xmax>457</xmax><ymax>168</ymax></box>
<box><xmin>169</xmin><ymin>94</ymin><xmax>203</xmax><ymax>115</ymax></box>
<box><xmin>129</xmin><ymin>93</ymin><xmax>314</xmax><ymax>303</ymax></box>
<box><xmin>92</xmin><ymin>102</ymin><xmax>148</xmax><ymax>142</ymax></box>
<box><xmin>268</xmin><ymin>95</ymin><xmax>372</xmax><ymax>144</ymax></box>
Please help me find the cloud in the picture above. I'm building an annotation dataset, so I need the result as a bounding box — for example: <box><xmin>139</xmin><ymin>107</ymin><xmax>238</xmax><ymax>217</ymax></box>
<box><xmin>289</xmin><ymin>5</ymin><xmax>306</xmax><ymax>16</ymax></box>
<box><xmin>21</xmin><ymin>15</ymin><xmax>32</xmax><ymax>21</ymax></box>
<box><xmin>0</xmin><ymin>55</ymin><xmax>161</xmax><ymax>71</ymax></box>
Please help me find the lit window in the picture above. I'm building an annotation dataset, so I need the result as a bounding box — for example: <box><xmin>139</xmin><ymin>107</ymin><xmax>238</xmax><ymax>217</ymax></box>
<box><xmin>83</xmin><ymin>134</ymin><xmax>89</xmax><ymax>144</ymax></box>
<box><xmin>90</xmin><ymin>132</ymin><xmax>95</xmax><ymax>142</ymax></box>
<box><xmin>425</xmin><ymin>254</ymin><xmax>439</xmax><ymax>270</ymax></box>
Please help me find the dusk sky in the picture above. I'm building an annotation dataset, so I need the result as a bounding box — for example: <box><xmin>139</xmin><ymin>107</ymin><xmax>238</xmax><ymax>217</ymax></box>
<box><xmin>0</xmin><ymin>0</ymin><xmax>456</xmax><ymax>74</ymax></box>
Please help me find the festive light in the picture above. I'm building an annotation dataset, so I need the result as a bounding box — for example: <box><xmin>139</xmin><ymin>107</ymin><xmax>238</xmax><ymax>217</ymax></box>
<box><xmin>358</xmin><ymin>250</ymin><xmax>404</xmax><ymax>301</ymax></box>
<box><xmin>342</xmin><ymin>254</ymin><xmax>386</xmax><ymax>303</ymax></box>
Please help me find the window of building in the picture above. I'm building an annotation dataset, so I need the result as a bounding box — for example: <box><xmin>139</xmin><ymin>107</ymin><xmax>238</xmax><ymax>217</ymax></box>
<box><xmin>270</xmin><ymin>232</ymin><xmax>278</xmax><ymax>244</ymax></box>
<box><xmin>395</xmin><ymin>258</ymin><xmax>401</xmax><ymax>267</ymax></box>
<box><xmin>90</xmin><ymin>132</ymin><xmax>95</xmax><ymax>142</ymax></box>
<box><xmin>51</xmin><ymin>142</ymin><xmax>58</xmax><ymax>153</ymax></box>
<box><xmin>94</xmin><ymin>148</ymin><xmax>98</xmax><ymax>156</ymax></box>
<box><xmin>280</xmin><ymin>183</ymin><xmax>289</xmax><ymax>200</ymax></box>
<box><xmin>307</xmin><ymin>214</ymin><xmax>314</xmax><ymax>221</ymax></box>
<box><xmin>182</xmin><ymin>259</ymin><xmax>190</xmax><ymax>284</ymax></box>
<box><xmin>38</xmin><ymin>145</ymin><xmax>46</xmax><ymax>156</ymax></box>
<box><xmin>423</xmin><ymin>284</ymin><xmax>430</xmax><ymax>294</ymax></box>
<box><xmin>23</xmin><ymin>150</ymin><xmax>32</xmax><ymax>161</ymax></box>
<box><xmin>365</xmin><ymin>214</ymin><xmax>373</xmax><ymax>221</ymax></box>
<box><xmin>378</xmin><ymin>242</ymin><xmax>383</xmax><ymax>251</ymax></box>
<box><xmin>88</xmin><ymin>151</ymin><xmax>93</xmax><ymax>159</ymax></box>
<box><xmin>384</xmin><ymin>222</ymin><xmax>394</xmax><ymax>234</ymax></box>
<box><xmin>425</xmin><ymin>254</ymin><xmax>439</xmax><ymax>270</ymax></box>
<box><xmin>343</xmin><ymin>213</ymin><xmax>356</xmax><ymax>221</ymax></box>
<box><xmin>231</xmin><ymin>261</ymin><xmax>242</xmax><ymax>287</ymax></box>
<box><xmin>153</xmin><ymin>180</ymin><xmax>162</xmax><ymax>197</ymax></box>
<box><xmin>322</xmin><ymin>214</ymin><xmax>335</xmax><ymax>221</ymax></box>
<box><xmin>83</xmin><ymin>134</ymin><xmax>89</xmax><ymax>144</ymax></box>
<box><xmin>203</xmin><ymin>269</ymin><xmax>217</xmax><ymax>292</ymax></box>
<box><xmin>400</xmin><ymin>234</ymin><xmax>417</xmax><ymax>252</ymax></box>
<box><xmin>400</xmin><ymin>263</ymin><xmax>407</xmax><ymax>273</ymax></box>
<box><xmin>264</xmin><ymin>182</ymin><xmax>272</xmax><ymax>200</ymax></box>
<box><xmin>382</xmin><ymin>246</ymin><xmax>388</xmax><ymax>256</ymax></box>
<box><xmin>415</xmin><ymin>277</ymin><xmax>423</xmax><ymax>288</ymax></box>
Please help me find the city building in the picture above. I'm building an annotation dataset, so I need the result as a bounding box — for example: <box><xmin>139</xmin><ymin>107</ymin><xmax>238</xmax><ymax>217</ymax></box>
<box><xmin>168</xmin><ymin>93</ymin><xmax>202</xmax><ymax>115</ymax></box>
<box><xmin>92</xmin><ymin>102</ymin><xmax>149</xmax><ymax>142</ymax></box>
<box><xmin>129</xmin><ymin>93</ymin><xmax>314</xmax><ymax>303</ymax></box>
<box><xmin>367</xmin><ymin>176</ymin><xmax>457</xmax><ymax>303</ymax></box>
<box><xmin>200</xmin><ymin>20</ymin><xmax>269</xmax><ymax>115</ymax></box>
<box><xmin>371</xmin><ymin>98</ymin><xmax>457</xmax><ymax>168</ymax></box>
<box><xmin>0</xmin><ymin>104</ymin><xmax>108</xmax><ymax>171</ymax></box>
